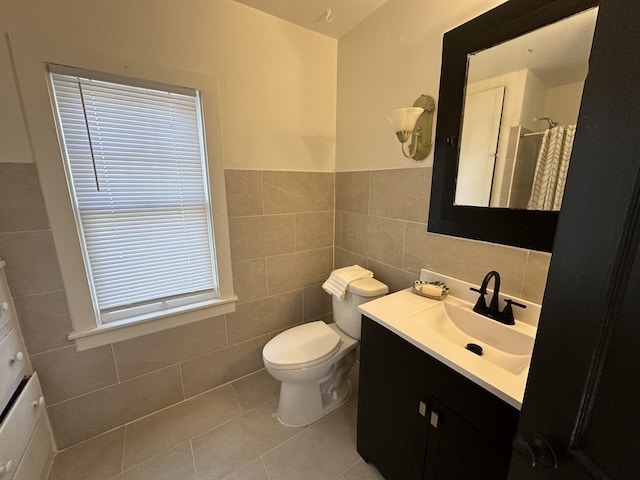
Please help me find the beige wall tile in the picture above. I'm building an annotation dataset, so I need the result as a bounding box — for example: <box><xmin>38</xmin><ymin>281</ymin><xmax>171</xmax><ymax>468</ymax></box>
<box><xmin>404</xmin><ymin>224</ymin><xmax>533</xmax><ymax>296</ymax></box>
<box><xmin>115</xmin><ymin>443</ymin><xmax>195</xmax><ymax>480</ymax></box>
<box><xmin>229</xmin><ymin>215</ymin><xmax>295</xmax><ymax>262</ymax></box>
<box><xmin>225</xmin><ymin>170</ymin><xmax>263</xmax><ymax>217</ymax></box>
<box><xmin>0</xmin><ymin>163</ymin><xmax>49</xmax><ymax>233</ymax></box>
<box><xmin>14</xmin><ymin>291</ymin><xmax>73</xmax><ymax>354</ymax></box>
<box><xmin>336</xmin><ymin>171</ymin><xmax>370</xmax><ymax>214</ymax></box>
<box><xmin>0</xmin><ymin>231</ymin><xmax>64</xmax><ymax>297</ymax></box>
<box><xmin>226</xmin><ymin>290</ymin><xmax>302</xmax><ymax>345</ymax></box>
<box><xmin>181</xmin><ymin>336</ymin><xmax>267</xmax><ymax>399</ymax></box>
<box><xmin>48</xmin><ymin>366</ymin><xmax>183</xmax><ymax>448</ymax></box>
<box><xmin>30</xmin><ymin>345</ymin><xmax>118</xmax><ymax>405</ymax></box>
<box><xmin>266</xmin><ymin>248</ymin><xmax>333</xmax><ymax>295</ymax></box>
<box><xmin>335</xmin><ymin>210</ymin><xmax>343</xmax><ymax>248</ymax></box>
<box><xmin>191</xmin><ymin>400</ymin><xmax>304</xmax><ymax>480</ymax></box>
<box><xmin>419</xmin><ymin>233</ymin><xmax>529</xmax><ymax>298</ymax></box>
<box><xmin>262</xmin><ymin>171</ymin><xmax>334</xmax><ymax>214</ymax></box>
<box><xmin>232</xmin><ymin>259</ymin><xmax>268</xmax><ymax>304</ymax></box>
<box><xmin>369</xmin><ymin>168</ymin><xmax>431</xmax><ymax>223</ymax></box>
<box><xmin>123</xmin><ymin>385</ymin><xmax>240</xmax><ymax>469</ymax></box>
<box><xmin>231</xmin><ymin>369</ymin><xmax>280</xmax><ymax>413</ymax></box>
<box><xmin>303</xmin><ymin>284</ymin><xmax>332</xmax><ymax>321</ymax></box>
<box><xmin>335</xmin><ymin>247</ymin><xmax>370</xmax><ymax>270</ymax></box>
<box><xmin>367</xmin><ymin>260</ymin><xmax>417</xmax><ymax>294</ymax></box>
<box><xmin>521</xmin><ymin>251</ymin><xmax>552</xmax><ymax>303</ymax></box>
<box><xmin>113</xmin><ymin>315</ymin><xmax>228</xmax><ymax>381</ymax></box>
<box><xmin>295</xmin><ymin>211</ymin><xmax>334</xmax><ymax>251</ymax></box>
<box><xmin>402</xmin><ymin>222</ymin><xmax>431</xmax><ymax>275</ymax></box>
<box><xmin>341</xmin><ymin>213</ymin><xmax>404</xmax><ymax>267</ymax></box>
<box><xmin>48</xmin><ymin>428</ymin><xmax>125</xmax><ymax>480</ymax></box>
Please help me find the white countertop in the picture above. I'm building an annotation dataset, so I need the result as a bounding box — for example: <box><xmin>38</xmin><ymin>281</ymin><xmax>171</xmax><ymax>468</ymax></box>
<box><xmin>358</xmin><ymin>270</ymin><xmax>540</xmax><ymax>410</ymax></box>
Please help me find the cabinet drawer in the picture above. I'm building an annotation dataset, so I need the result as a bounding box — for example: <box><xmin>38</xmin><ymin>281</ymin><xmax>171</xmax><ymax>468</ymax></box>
<box><xmin>13</xmin><ymin>416</ymin><xmax>54</xmax><ymax>480</ymax></box>
<box><xmin>0</xmin><ymin>373</ymin><xmax>46</xmax><ymax>480</ymax></box>
<box><xmin>0</xmin><ymin>329</ymin><xmax>28</xmax><ymax>407</ymax></box>
<box><xmin>0</xmin><ymin>269</ymin><xmax>15</xmax><ymax>334</ymax></box>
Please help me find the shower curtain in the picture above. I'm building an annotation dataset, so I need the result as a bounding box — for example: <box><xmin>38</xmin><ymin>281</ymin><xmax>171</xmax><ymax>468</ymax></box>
<box><xmin>527</xmin><ymin>124</ymin><xmax>577</xmax><ymax>211</ymax></box>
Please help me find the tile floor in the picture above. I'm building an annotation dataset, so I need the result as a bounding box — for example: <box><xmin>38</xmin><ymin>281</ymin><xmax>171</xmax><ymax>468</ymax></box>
<box><xmin>46</xmin><ymin>367</ymin><xmax>385</xmax><ymax>480</ymax></box>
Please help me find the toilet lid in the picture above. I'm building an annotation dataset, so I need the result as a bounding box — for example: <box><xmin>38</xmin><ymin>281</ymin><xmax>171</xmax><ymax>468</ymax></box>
<box><xmin>263</xmin><ymin>321</ymin><xmax>341</xmax><ymax>368</ymax></box>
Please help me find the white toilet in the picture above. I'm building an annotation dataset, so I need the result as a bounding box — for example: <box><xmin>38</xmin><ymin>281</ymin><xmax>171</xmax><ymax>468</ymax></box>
<box><xmin>262</xmin><ymin>277</ymin><xmax>388</xmax><ymax>427</ymax></box>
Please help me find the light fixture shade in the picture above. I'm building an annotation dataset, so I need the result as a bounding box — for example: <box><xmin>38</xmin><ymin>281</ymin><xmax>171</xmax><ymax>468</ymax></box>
<box><xmin>388</xmin><ymin>107</ymin><xmax>424</xmax><ymax>142</ymax></box>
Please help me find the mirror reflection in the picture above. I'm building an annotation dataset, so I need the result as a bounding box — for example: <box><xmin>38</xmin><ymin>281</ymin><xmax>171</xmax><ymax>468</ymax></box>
<box><xmin>455</xmin><ymin>7</ymin><xmax>598</xmax><ymax>210</ymax></box>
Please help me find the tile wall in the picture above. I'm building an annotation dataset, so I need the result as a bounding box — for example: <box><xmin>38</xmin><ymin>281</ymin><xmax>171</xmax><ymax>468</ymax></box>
<box><xmin>335</xmin><ymin>168</ymin><xmax>551</xmax><ymax>304</ymax></box>
<box><xmin>0</xmin><ymin>162</ymin><xmax>548</xmax><ymax>450</ymax></box>
<box><xmin>0</xmin><ymin>163</ymin><xmax>334</xmax><ymax>448</ymax></box>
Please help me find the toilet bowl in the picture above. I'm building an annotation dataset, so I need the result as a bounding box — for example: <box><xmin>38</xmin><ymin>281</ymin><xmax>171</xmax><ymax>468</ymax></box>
<box><xmin>262</xmin><ymin>277</ymin><xmax>388</xmax><ymax>427</ymax></box>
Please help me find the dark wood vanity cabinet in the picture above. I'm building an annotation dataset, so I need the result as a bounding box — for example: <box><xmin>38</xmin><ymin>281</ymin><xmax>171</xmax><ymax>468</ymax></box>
<box><xmin>357</xmin><ymin>316</ymin><xmax>519</xmax><ymax>480</ymax></box>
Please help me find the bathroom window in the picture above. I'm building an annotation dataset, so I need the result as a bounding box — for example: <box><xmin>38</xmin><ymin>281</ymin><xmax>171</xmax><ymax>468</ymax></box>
<box><xmin>43</xmin><ymin>64</ymin><xmax>236</xmax><ymax>349</ymax></box>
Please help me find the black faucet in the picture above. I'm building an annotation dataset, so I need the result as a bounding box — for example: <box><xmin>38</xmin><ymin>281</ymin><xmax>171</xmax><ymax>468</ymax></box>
<box><xmin>470</xmin><ymin>270</ymin><xmax>501</xmax><ymax>319</ymax></box>
<box><xmin>470</xmin><ymin>271</ymin><xmax>526</xmax><ymax>325</ymax></box>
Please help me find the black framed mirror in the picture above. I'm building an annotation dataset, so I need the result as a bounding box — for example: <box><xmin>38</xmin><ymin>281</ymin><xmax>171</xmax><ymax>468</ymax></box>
<box><xmin>429</xmin><ymin>0</ymin><xmax>598</xmax><ymax>252</ymax></box>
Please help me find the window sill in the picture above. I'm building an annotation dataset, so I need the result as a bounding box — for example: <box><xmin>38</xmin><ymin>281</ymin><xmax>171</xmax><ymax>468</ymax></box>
<box><xmin>68</xmin><ymin>295</ymin><xmax>237</xmax><ymax>351</ymax></box>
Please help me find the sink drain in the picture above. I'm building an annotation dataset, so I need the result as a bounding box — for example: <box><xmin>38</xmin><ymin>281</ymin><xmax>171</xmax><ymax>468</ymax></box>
<box><xmin>466</xmin><ymin>343</ymin><xmax>483</xmax><ymax>356</ymax></box>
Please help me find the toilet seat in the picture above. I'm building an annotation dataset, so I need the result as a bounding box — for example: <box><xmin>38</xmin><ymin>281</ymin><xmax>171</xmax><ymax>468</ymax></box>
<box><xmin>263</xmin><ymin>321</ymin><xmax>341</xmax><ymax>369</ymax></box>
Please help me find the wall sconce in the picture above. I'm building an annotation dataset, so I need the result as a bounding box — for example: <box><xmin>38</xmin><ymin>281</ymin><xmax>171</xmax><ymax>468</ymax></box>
<box><xmin>388</xmin><ymin>94</ymin><xmax>435</xmax><ymax>160</ymax></box>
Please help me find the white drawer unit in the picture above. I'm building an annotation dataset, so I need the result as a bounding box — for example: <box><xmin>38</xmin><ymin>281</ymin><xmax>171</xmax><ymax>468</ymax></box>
<box><xmin>0</xmin><ymin>263</ymin><xmax>14</xmax><ymax>334</ymax></box>
<box><xmin>13</xmin><ymin>416</ymin><xmax>53</xmax><ymax>480</ymax></box>
<box><xmin>0</xmin><ymin>260</ymin><xmax>54</xmax><ymax>479</ymax></box>
<box><xmin>0</xmin><ymin>373</ymin><xmax>46</xmax><ymax>480</ymax></box>
<box><xmin>0</xmin><ymin>329</ymin><xmax>28</xmax><ymax>413</ymax></box>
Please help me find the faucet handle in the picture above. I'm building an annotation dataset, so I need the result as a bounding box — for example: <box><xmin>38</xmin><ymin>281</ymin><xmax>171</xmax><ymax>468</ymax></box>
<box><xmin>470</xmin><ymin>287</ymin><xmax>488</xmax><ymax>314</ymax></box>
<box><xmin>501</xmin><ymin>299</ymin><xmax>526</xmax><ymax>325</ymax></box>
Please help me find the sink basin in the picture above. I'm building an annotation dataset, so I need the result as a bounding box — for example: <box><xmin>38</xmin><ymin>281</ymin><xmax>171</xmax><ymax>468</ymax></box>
<box><xmin>408</xmin><ymin>300</ymin><xmax>535</xmax><ymax>375</ymax></box>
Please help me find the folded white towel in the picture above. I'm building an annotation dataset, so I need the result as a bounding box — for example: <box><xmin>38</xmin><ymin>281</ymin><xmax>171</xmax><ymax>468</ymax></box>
<box><xmin>322</xmin><ymin>265</ymin><xmax>373</xmax><ymax>300</ymax></box>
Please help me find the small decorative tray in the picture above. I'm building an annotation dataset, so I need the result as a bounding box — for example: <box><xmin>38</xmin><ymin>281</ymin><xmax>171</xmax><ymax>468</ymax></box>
<box><xmin>412</xmin><ymin>280</ymin><xmax>449</xmax><ymax>301</ymax></box>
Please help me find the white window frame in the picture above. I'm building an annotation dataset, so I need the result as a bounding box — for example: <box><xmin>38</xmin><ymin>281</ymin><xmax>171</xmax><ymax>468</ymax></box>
<box><xmin>9</xmin><ymin>33</ymin><xmax>237</xmax><ymax>350</ymax></box>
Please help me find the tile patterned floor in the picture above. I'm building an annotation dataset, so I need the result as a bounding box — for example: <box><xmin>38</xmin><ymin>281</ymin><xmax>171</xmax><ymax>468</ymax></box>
<box><xmin>46</xmin><ymin>368</ymin><xmax>385</xmax><ymax>480</ymax></box>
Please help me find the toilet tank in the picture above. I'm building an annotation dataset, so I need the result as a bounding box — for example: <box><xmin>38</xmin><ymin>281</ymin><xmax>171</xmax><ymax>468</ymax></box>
<box><xmin>332</xmin><ymin>277</ymin><xmax>388</xmax><ymax>339</ymax></box>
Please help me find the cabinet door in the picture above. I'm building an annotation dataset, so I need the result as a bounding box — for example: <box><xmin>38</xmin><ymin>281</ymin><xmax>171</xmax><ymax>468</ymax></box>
<box><xmin>357</xmin><ymin>341</ymin><xmax>428</xmax><ymax>480</ymax></box>
<box><xmin>424</xmin><ymin>398</ymin><xmax>510</xmax><ymax>480</ymax></box>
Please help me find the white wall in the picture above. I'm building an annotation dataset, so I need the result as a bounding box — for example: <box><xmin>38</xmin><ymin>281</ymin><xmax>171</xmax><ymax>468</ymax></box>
<box><xmin>0</xmin><ymin>0</ymin><xmax>337</xmax><ymax>172</ymax></box>
<box><xmin>544</xmin><ymin>81</ymin><xmax>585</xmax><ymax>126</ymax></box>
<box><xmin>336</xmin><ymin>0</ymin><xmax>508</xmax><ymax>172</ymax></box>
<box><xmin>520</xmin><ymin>70</ymin><xmax>549</xmax><ymax>130</ymax></box>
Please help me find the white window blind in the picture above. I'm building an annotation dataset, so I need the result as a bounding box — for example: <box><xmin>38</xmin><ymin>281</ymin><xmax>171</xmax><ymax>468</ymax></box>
<box><xmin>49</xmin><ymin>68</ymin><xmax>218</xmax><ymax>324</ymax></box>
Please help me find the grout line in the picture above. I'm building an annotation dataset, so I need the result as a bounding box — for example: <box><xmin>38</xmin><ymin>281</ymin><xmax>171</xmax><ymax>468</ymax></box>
<box><xmin>29</xmin><ymin>343</ymin><xmax>76</xmax><ymax>358</ymax></box>
<box><xmin>229</xmin><ymin>378</ymin><xmax>242</xmax><ymax>413</ymax></box>
<box><xmin>223</xmin><ymin>313</ymin><xmax>230</xmax><ymax>349</ymax></box>
<box><xmin>293</xmin><ymin>212</ymin><xmax>298</xmax><ymax>252</ymax></box>
<box><xmin>111</xmin><ymin>344</ymin><xmax>121</xmax><ymax>383</ymax></box>
<box><xmin>120</xmin><ymin>425</ymin><xmax>127</xmax><ymax>474</ymax></box>
<box><xmin>264</xmin><ymin>256</ymin><xmax>271</xmax><ymax>297</ymax></box>
<box><xmin>401</xmin><ymin>220</ymin><xmax>408</xmax><ymax>271</ymax></box>
<box><xmin>260</xmin><ymin>170</ymin><xmax>265</xmax><ymax>216</ymax></box>
<box><xmin>261</xmin><ymin>456</ymin><xmax>273</xmax><ymax>480</ymax></box>
<box><xmin>367</xmin><ymin>170</ymin><xmax>372</xmax><ymax>216</ymax></box>
<box><xmin>340</xmin><ymin>458</ymin><xmax>362</xmax><ymax>477</ymax></box>
<box><xmin>178</xmin><ymin>362</ymin><xmax>186</xmax><ymax>400</ymax></box>
<box><xmin>11</xmin><ymin>288</ymin><xmax>66</xmax><ymax>299</ymax></box>
<box><xmin>0</xmin><ymin>228</ymin><xmax>52</xmax><ymax>235</ymax></box>
<box><xmin>190</xmin><ymin>438</ymin><xmax>198</xmax><ymax>480</ymax></box>
<box><xmin>44</xmin><ymin>364</ymin><xmax>179</xmax><ymax>407</ymax></box>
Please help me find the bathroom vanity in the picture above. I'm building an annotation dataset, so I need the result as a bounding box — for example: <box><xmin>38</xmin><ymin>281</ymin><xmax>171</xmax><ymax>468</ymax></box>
<box><xmin>356</xmin><ymin>271</ymin><xmax>539</xmax><ymax>480</ymax></box>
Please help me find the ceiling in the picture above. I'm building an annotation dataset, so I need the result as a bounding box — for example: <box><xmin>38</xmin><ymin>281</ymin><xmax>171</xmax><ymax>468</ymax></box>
<box><xmin>231</xmin><ymin>0</ymin><xmax>389</xmax><ymax>39</ymax></box>
<box><xmin>468</xmin><ymin>7</ymin><xmax>599</xmax><ymax>87</ymax></box>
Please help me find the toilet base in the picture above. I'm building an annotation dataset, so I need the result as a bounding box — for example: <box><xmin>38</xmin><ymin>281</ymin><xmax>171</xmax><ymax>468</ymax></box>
<box><xmin>276</xmin><ymin>379</ymin><xmax>352</xmax><ymax>427</ymax></box>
